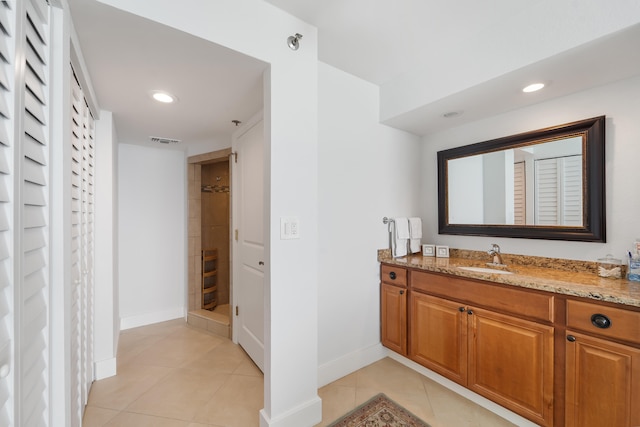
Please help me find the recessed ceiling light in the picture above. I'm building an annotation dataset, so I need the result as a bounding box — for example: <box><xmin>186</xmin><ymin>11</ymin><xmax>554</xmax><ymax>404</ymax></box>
<box><xmin>522</xmin><ymin>83</ymin><xmax>545</xmax><ymax>93</ymax></box>
<box><xmin>151</xmin><ymin>90</ymin><xmax>177</xmax><ymax>103</ymax></box>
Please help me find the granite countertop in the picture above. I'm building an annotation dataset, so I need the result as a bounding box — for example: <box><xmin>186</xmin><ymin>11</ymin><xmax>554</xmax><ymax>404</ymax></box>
<box><xmin>378</xmin><ymin>249</ymin><xmax>640</xmax><ymax>308</ymax></box>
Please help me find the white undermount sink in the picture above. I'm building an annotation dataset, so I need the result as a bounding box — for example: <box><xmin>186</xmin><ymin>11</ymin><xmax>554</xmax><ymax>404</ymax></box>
<box><xmin>457</xmin><ymin>266</ymin><xmax>513</xmax><ymax>275</ymax></box>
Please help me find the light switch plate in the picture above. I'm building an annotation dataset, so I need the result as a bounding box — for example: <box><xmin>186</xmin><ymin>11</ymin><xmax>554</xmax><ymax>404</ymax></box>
<box><xmin>280</xmin><ymin>216</ymin><xmax>300</xmax><ymax>240</ymax></box>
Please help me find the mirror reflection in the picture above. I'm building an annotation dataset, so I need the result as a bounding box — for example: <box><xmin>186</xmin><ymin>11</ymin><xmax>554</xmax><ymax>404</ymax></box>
<box><xmin>447</xmin><ymin>136</ymin><xmax>583</xmax><ymax>226</ymax></box>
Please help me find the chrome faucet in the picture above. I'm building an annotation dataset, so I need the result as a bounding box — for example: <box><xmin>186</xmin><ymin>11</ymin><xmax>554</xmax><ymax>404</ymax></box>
<box><xmin>487</xmin><ymin>243</ymin><xmax>505</xmax><ymax>266</ymax></box>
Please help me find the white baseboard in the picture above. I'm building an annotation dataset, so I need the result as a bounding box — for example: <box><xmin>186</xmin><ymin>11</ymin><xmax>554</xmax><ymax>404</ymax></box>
<box><xmin>387</xmin><ymin>351</ymin><xmax>539</xmax><ymax>427</ymax></box>
<box><xmin>94</xmin><ymin>357</ymin><xmax>117</xmax><ymax>380</ymax></box>
<box><xmin>120</xmin><ymin>306</ymin><xmax>185</xmax><ymax>330</ymax></box>
<box><xmin>317</xmin><ymin>342</ymin><xmax>387</xmax><ymax>387</ymax></box>
<box><xmin>259</xmin><ymin>395</ymin><xmax>322</xmax><ymax>427</ymax></box>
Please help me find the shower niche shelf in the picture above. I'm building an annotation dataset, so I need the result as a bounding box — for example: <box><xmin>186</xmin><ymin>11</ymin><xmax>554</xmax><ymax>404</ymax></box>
<box><xmin>202</xmin><ymin>248</ymin><xmax>218</xmax><ymax>310</ymax></box>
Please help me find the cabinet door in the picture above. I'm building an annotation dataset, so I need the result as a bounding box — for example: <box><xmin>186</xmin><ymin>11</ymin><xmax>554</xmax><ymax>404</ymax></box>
<box><xmin>381</xmin><ymin>283</ymin><xmax>407</xmax><ymax>355</ymax></box>
<box><xmin>565</xmin><ymin>331</ymin><xmax>640</xmax><ymax>427</ymax></box>
<box><xmin>468</xmin><ymin>308</ymin><xmax>554</xmax><ymax>427</ymax></box>
<box><xmin>409</xmin><ymin>293</ymin><xmax>467</xmax><ymax>384</ymax></box>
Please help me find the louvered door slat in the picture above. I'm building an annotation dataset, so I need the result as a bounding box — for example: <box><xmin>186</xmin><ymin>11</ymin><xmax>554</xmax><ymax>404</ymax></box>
<box><xmin>0</xmin><ymin>89</ymin><xmax>9</xmax><ymax>121</ymax></box>
<box><xmin>22</xmin><ymin>270</ymin><xmax>45</xmax><ymax>307</ymax></box>
<box><xmin>0</xmin><ymin>238</ymin><xmax>8</xmax><ymax>269</ymax></box>
<box><xmin>23</xmin><ymin>157</ymin><xmax>46</xmax><ymax>186</ymax></box>
<box><xmin>23</xmin><ymin>112</ymin><xmax>45</xmax><ymax>144</ymax></box>
<box><xmin>22</xmin><ymin>226</ymin><xmax>44</xmax><ymax>255</ymax></box>
<box><xmin>24</xmin><ymin>67</ymin><xmax>44</xmax><ymax>105</ymax></box>
<box><xmin>22</xmin><ymin>180</ymin><xmax>45</xmax><ymax>206</ymax></box>
<box><xmin>0</xmin><ymin>178</ymin><xmax>7</xmax><ymax>203</ymax></box>
<box><xmin>22</xmin><ymin>204</ymin><xmax>46</xmax><ymax>229</ymax></box>
<box><xmin>24</xmin><ymin>85</ymin><xmax>45</xmax><ymax>125</ymax></box>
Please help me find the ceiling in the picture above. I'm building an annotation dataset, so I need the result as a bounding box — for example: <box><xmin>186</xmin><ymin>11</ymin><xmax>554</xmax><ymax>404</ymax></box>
<box><xmin>68</xmin><ymin>0</ymin><xmax>640</xmax><ymax>148</ymax></box>
<box><xmin>68</xmin><ymin>0</ymin><xmax>268</xmax><ymax>148</ymax></box>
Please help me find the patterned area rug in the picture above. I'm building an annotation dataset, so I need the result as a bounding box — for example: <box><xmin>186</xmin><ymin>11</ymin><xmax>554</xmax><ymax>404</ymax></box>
<box><xmin>327</xmin><ymin>393</ymin><xmax>431</xmax><ymax>427</ymax></box>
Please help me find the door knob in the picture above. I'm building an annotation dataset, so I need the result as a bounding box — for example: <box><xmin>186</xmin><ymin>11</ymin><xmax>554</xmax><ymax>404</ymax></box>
<box><xmin>258</xmin><ymin>261</ymin><xmax>264</xmax><ymax>266</ymax></box>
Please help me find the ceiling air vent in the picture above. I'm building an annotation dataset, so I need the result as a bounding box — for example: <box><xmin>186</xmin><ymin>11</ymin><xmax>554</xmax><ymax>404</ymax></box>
<box><xmin>150</xmin><ymin>136</ymin><xmax>181</xmax><ymax>144</ymax></box>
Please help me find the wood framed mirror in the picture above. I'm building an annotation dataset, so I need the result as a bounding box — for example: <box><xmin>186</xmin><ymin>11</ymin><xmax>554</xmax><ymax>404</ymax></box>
<box><xmin>437</xmin><ymin>116</ymin><xmax>605</xmax><ymax>242</ymax></box>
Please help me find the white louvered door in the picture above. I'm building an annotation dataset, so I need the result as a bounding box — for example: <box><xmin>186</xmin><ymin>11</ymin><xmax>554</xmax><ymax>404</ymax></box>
<box><xmin>20</xmin><ymin>0</ymin><xmax>50</xmax><ymax>425</ymax></box>
<box><xmin>71</xmin><ymin>67</ymin><xmax>95</xmax><ymax>426</ymax></box>
<box><xmin>70</xmin><ymin>71</ymin><xmax>83</xmax><ymax>426</ymax></box>
<box><xmin>0</xmin><ymin>1</ymin><xmax>95</xmax><ymax>425</ymax></box>
<box><xmin>80</xmin><ymin>96</ymin><xmax>94</xmax><ymax>416</ymax></box>
<box><xmin>0</xmin><ymin>2</ymin><xmax>14</xmax><ymax>425</ymax></box>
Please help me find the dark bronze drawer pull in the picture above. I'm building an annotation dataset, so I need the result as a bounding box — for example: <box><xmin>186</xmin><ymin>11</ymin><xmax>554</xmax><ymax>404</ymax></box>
<box><xmin>591</xmin><ymin>313</ymin><xmax>612</xmax><ymax>329</ymax></box>
<box><xmin>389</xmin><ymin>271</ymin><xmax>396</xmax><ymax>280</ymax></box>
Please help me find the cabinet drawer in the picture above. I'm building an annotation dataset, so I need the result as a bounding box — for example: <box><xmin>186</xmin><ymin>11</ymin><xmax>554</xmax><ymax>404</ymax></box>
<box><xmin>381</xmin><ymin>264</ymin><xmax>407</xmax><ymax>287</ymax></box>
<box><xmin>566</xmin><ymin>300</ymin><xmax>640</xmax><ymax>345</ymax></box>
<box><xmin>412</xmin><ymin>271</ymin><xmax>554</xmax><ymax>322</ymax></box>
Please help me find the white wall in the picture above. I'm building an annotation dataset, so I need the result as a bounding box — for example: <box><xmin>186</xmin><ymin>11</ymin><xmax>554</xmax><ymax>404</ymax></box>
<box><xmin>421</xmin><ymin>75</ymin><xmax>640</xmax><ymax>261</ymax></box>
<box><xmin>186</xmin><ymin>135</ymin><xmax>233</xmax><ymax>157</ymax></box>
<box><xmin>118</xmin><ymin>143</ymin><xmax>186</xmax><ymax>328</ymax></box>
<box><xmin>317</xmin><ymin>62</ymin><xmax>421</xmax><ymax>385</ymax></box>
<box><xmin>99</xmin><ymin>1</ymin><xmax>322</xmax><ymax>425</ymax></box>
<box><xmin>94</xmin><ymin>111</ymin><xmax>119</xmax><ymax>379</ymax></box>
<box><xmin>448</xmin><ymin>156</ymin><xmax>484</xmax><ymax>224</ymax></box>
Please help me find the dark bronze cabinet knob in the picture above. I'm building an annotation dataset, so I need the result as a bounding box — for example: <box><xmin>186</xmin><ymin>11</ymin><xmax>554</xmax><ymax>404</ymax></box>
<box><xmin>389</xmin><ymin>272</ymin><xmax>397</xmax><ymax>280</ymax></box>
<box><xmin>567</xmin><ymin>335</ymin><xmax>576</xmax><ymax>342</ymax></box>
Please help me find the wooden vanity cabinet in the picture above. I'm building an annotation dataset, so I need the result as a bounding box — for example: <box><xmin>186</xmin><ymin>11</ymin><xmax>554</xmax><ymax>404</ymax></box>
<box><xmin>564</xmin><ymin>299</ymin><xmax>640</xmax><ymax>427</ymax></box>
<box><xmin>410</xmin><ymin>292</ymin><xmax>467</xmax><ymax>383</ymax></box>
<box><xmin>380</xmin><ymin>262</ymin><xmax>640</xmax><ymax>427</ymax></box>
<box><xmin>380</xmin><ymin>265</ymin><xmax>408</xmax><ymax>355</ymax></box>
<box><xmin>409</xmin><ymin>271</ymin><xmax>554</xmax><ymax>427</ymax></box>
<box><xmin>468</xmin><ymin>306</ymin><xmax>554</xmax><ymax>426</ymax></box>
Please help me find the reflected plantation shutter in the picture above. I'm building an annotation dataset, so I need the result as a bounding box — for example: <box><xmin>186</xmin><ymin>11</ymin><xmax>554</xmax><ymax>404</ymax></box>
<box><xmin>0</xmin><ymin>1</ymin><xmax>14</xmax><ymax>424</ymax></box>
<box><xmin>20</xmin><ymin>0</ymin><xmax>50</xmax><ymax>425</ymax></box>
<box><xmin>561</xmin><ymin>155</ymin><xmax>582</xmax><ymax>225</ymax></box>
<box><xmin>513</xmin><ymin>161</ymin><xmax>525</xmax><ymax>225</ymax></box>
<box><xmin>535</xmin><ymin>155</ymin><xmax>582</xmax><ymax>226</ymax></box>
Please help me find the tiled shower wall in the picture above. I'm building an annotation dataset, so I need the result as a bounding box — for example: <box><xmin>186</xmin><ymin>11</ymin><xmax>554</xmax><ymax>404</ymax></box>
<box><xmin>187</xmin><ymin>150</ymin><xmax>233</xmax><ymax>313</ymax></box>
<box><xmin>187</xmin><ymin>163</ymin><xmax>202</xmax><ymax>311</ymax></box>
<box><xmin>201</xmin><ymin>162</ymin><xmax>231</xmax><ymax>306</ymax></box>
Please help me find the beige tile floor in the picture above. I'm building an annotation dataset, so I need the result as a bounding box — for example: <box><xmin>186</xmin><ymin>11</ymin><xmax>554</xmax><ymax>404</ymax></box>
<box><xmin>83</xmin><ymin>319</ymin><xmax>515</xmax><ymax>427</ymax></box>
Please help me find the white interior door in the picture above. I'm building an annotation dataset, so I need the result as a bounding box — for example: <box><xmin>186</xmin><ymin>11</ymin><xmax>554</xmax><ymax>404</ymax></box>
<box><xmin>232</xmin><ymin>114</ymin><xmax>264</xmax><ymax>372</ymax></box>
